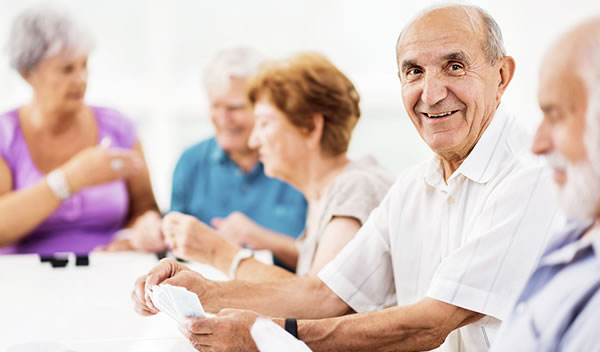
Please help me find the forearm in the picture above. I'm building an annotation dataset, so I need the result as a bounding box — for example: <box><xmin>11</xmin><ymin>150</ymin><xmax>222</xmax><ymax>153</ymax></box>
<box><xmin>258</xmin><ymin>230</ymin><xmax>299</xmax><ymax>270</ymax></box>
<box><xmin>124</xmin><ymin>142</ymin><xmax>160</xmax><ymax>227</ymax></box>
<box><xmin>295</xmin><ymin>300</ymin><xmax>482</xmax><ymax>351</ymax></box>
<box><xmin>208</xmin><ymin>238</ymin><xmax>295</xmax><ymax>281</ymax></box>
<box><xmin>299</xmin><ymin>310</ymin><xmax>442</xmax><ymax>351</ymax></box>
<box><xmin>0</xmin><ymin>180</ymin><xmax>61</xmax><ymax>245</ymax></box>
<box><xmin>210</xmin><ymin>236</ymin><xmax>296</xmax><ymax>281</ymax></box>
<box><xmin>234</xmin><ymin>257</ymin><xmax>295</xmax><ymax>281</ymax></box>
<box><xmin>125</xmin><ymin>207</ymin><xmax>160</xmax><ymax>229</ymax></box>
<box><xmin>200</xmin><ymin>277</ymin><xmax>350</xmax><ymax>319</ymax></box>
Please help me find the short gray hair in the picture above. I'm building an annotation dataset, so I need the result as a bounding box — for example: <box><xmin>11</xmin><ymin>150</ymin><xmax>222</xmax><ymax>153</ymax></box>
<box><xmin>7</xmin><ymin>5</ymin><xmax>94</xmax><ymax>74</ymax></box>
<box><xmin>203</xmin><ymin>46</ymin><xmax>265</xmax><ymax>94</ymax></box>
<box><xmin>396</xmin><ymin>4</ymin><xmax>506</xmax><ymax>66</ymax></box>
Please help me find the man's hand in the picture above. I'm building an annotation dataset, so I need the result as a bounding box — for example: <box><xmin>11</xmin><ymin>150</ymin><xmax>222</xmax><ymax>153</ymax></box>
<box><xmin>132</xmin><ymin>258</ymin><xmax>209</xmax><ymax>316</ymax></box>
<box><xmin>179</xmin><ymin>309</ymin><xmax>262</xmax><ymax>352</ymax></box>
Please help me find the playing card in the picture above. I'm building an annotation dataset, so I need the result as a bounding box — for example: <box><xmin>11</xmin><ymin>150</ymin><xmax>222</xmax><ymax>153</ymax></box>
<box><xmin>147</xmin><ymin>284</ymin><xmax>206</xmax><ymax>323</ymax></box>
<box><xmin>163</xmin><ymin>284</ymin><xmax>206</xmax><ymax>318</ymax></box>
<box><xmin>148</xmin><ymin>286</ymin><xmax>179</xmax><ymax>321</ymax></box>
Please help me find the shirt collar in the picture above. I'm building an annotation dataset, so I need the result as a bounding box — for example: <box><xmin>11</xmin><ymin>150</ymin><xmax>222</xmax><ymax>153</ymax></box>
<box><xmin>424</xmin><ymin>154</ymin><xmax>445</xmax><ymax>189</ymax></box>
<box><xmin>539</xmin><ymin>220</ymin><xmax>598</xmax><ymax>267</ymax></box>
<box><xmin>455</xmin><ymin>103</ymin><xmax>511</xmax><ymax>184</ymax></box>
<box><xmin>424</xmin><ymin>103</ymin><xmax>512</xmax><ymax>188</ymax></box>
<box><xmin>210</xmin><ymin>143</ymin><xmax>230</xmax><ymax>164</ymax></box>
<box><xmin>210</xmin><ymin>141</ymin><xmax>264</xmax><ymax>179</ymax></box>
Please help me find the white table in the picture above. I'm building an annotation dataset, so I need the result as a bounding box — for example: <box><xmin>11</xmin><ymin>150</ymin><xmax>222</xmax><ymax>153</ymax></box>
<box><xmin>0</xmin><ymin>251</ymin><xmax>272</xmax><ymax>352</ymax></box>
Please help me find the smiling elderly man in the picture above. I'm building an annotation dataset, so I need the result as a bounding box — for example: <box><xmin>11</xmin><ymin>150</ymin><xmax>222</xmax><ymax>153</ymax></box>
<box><xmin>491</xmin><ymin>18</ymin><xmax>600</xmax><ymax>351</ymax></box>
<box><xmin>133</xmin><ymin>5</ymin><xmax>563</xmax><ymax>351</ymax></box>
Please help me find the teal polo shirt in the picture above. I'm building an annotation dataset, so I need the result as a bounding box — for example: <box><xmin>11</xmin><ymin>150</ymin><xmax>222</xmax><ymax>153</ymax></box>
<box><xmin>171</xmin><ymin>137</ymin><xmax>307</xmax><ymax>240</ymax></box>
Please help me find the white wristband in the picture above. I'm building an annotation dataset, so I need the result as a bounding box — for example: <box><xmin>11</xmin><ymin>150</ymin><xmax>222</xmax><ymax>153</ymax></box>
<box><xmin>46</xmin><ymin>169</ymin><xmax>72</xmax><ymax>201</ymax></box>
<box><xmin>228</xmin><ymin>248</ymin><xmax>253</xmax><ymax>280</ymax></box>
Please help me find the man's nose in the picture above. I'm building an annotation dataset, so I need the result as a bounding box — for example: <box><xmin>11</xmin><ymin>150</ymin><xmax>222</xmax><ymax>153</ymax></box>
<box><xmin>532</xmin><ymin>120</ymin><xmax>553</xmax><ymax>155</ymax></box>
<box><xmin>214</xmin><ymin>107</ymin><xmax>233</xmax><ymax>124</ymax></box>
<box><xmin>421</xmin><ymin>73</ymin><xmax>448</xmax><ymax>106</ymax></box>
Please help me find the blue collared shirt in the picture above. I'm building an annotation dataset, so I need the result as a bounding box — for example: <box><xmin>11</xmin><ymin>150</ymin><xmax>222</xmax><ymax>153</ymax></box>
<box><xmin>492</xmin><ymin>220</ymin><xmax>600</xmax><ymax>351</ymax></box>
<box><xmin>170</xmin><ymin>137</ymin><xmax>307</xmax><ymax>239</ymax></box>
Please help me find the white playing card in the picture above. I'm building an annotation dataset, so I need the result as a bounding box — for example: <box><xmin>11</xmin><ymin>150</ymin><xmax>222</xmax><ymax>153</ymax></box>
<box><xmin>147</xmin><ymin>284</ymin><xmax>206</xmax><ymax>323</ymax></box>
<box><xmin>148</xmin><ymin>286</ymin><xmax>179</xmax><ymax>321</ymax></box>
<box><xmin>163</xmin><ymin>284</ymin><xmax>206</xmax><ymax>318</ymax></box>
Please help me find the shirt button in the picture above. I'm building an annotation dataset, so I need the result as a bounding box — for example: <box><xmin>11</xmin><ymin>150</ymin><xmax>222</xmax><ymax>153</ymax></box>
<box><xmin>447</xmin><ymin>196</ymin><xmax>455</xmax><ymax>204</ymax></box>
<box><xmin>515</xmin><ymin>303</ymin><xmax>526</xmax><ymax>314</ymax></box>
<box><xmin>243</xmin><ymin>184</ymin><xmax>249</xmax><ymax>191</ymax></box>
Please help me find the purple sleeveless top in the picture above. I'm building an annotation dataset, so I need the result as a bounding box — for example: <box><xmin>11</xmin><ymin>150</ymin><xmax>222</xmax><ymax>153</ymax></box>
<box><xmin>0</xmin><ymin>106</ymin><xmax>137</xmax><ymax>255</ymax></box>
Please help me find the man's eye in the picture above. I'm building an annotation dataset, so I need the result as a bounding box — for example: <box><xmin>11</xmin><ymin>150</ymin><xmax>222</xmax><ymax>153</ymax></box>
<box><xmin>407</xmin><ymin>68</ymin><xmax>422</xmax><ymax>76</ymax></box>
<box><xmin>546</xmin><ymin>112</ymin><xmax>563</xmax><ymax>123</ymax></box>
<box><xmin>227</xmin><ymin>104</ymin><xmax>247</xmax><ymax>111</ymax></box>
<box><xmin>449</xmin><ymin>63</ymin><xmax>463</xmax><ymax>71</ymax></box>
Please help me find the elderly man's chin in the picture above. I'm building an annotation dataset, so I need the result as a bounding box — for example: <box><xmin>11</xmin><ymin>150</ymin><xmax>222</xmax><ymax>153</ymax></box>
<box><xmin>217</xmin><ymin>135</ymin><xmax>250</xmax><ymax>153</ymax></box>
<box><xmin>553</xmin><ymin>161</ymin><xmax>600</xmax><ymax>221</ymax></box>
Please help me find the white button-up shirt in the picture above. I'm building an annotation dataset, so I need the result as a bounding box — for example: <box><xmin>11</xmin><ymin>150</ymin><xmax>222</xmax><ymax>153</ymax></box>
<box><xmin>319</xmin><ymin>104</ymin><xmax>565</xmax><ymax>352</ymax></box>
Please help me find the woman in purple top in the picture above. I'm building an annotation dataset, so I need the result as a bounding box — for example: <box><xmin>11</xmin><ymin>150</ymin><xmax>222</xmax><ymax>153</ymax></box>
<box><xmin>0</xmin><ymin>6</ymin><xmax>162</xmax><ymax>255</ymax></box>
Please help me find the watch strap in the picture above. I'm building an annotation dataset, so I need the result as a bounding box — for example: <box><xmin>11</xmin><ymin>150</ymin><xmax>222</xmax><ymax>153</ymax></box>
<box><xmin>284</xmin><ymin>318</ymin><xmax>298</xmax><ymax>339</ymax></box>
<box><xmin>228</xmin><ymin>248</ymin><xmax>253</xmax><ymax>279</ymax></box>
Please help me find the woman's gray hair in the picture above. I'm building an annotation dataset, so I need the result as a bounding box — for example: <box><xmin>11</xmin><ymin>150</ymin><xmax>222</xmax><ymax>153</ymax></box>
<box><xmin>396</xmin><ymin>3</ymin><xmax>506</xmax><ymax>66</ymax></box>
<box><xmin>203</xmin><ymin>46</ymin><xmax>265</xmax><ymax>94</ymax></box>
<box><xmin>7</xmin><ymin>5</ymin><xmax>94</xmax><ymax>74</ymax></box>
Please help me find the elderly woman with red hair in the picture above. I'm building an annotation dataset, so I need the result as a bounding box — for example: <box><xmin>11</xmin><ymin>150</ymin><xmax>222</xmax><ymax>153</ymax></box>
<box><xmin>133</xmin><ymin>52</ymin><xmax>392</xmax><ymax>305</ymax></box>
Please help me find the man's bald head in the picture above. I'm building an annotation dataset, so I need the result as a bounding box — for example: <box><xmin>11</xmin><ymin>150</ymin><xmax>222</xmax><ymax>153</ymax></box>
<box><xmin>540</xmin><ymin>17</ymin><xmax>600</xmax><ymax>164</ymax></box>
<box><xmin>545</xmin><ymin>18</ymin><xmax>600</xmax><ymax>88</ymax></box>
<box><xmin>396</xmin><ymin>4</ymin><xmax>506</xmax><ymax>66</ymax></box>
<box><xmin>564</xmin><ymin>18</ymin><xmax>600</xmax><ymax>176</ymax></box>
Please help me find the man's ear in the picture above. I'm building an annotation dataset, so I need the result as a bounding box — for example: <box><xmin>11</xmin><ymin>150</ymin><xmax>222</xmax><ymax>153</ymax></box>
<box><xmin>496</xmin><ymin>56</ymin><xmax>516</xmax><ymax>99</ymax></box>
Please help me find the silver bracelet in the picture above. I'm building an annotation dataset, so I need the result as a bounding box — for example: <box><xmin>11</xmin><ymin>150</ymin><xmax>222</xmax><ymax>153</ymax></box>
<box><xmin>228</xmin><ymin>248</ymin><xmax>254</xmax><ymax>280</ymax></box>
<box><xmin>46</xmin><ymin>169</ymin><xmax>72</xmax><ymax>201</ymax></box>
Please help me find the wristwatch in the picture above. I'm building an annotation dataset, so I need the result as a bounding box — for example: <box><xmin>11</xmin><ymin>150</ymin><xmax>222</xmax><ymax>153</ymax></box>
<box><xmin>46</xmin><ymin>169</ymin><xmax>72</xmax><ymax>201</ymax></box>
<box><xmin>228</xmin><ymin>248</ymin><xmax>254</xmax><ymax>280</ymax></box>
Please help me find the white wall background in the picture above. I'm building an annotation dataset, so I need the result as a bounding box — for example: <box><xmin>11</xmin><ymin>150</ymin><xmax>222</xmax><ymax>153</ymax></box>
<box><xmin>0</xmin><ymin>0</ymin><xmax>598</xmax><ymax>211</ymax></box>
